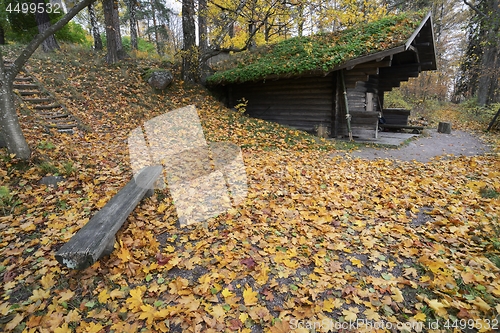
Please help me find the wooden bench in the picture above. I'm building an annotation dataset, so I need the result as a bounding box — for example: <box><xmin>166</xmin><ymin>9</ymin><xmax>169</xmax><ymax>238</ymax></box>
<box><xmin>380</xmin><ymin>108</ymin><xmax>424</xmax><ymax>133</ymax></box>
<box><xmin>382</xmin><ymin>108</ymin><xmax>411</xmax><ymax>126</ymax></box>
<box><xmin>380</xmin><ymin>123</ymin><xmax>424</xmax><ymax>134</ymax></box>
<box><xmin>55</xmin><ymin>165</ymin><xmax>163</xmax><ymax>270</ymax></box>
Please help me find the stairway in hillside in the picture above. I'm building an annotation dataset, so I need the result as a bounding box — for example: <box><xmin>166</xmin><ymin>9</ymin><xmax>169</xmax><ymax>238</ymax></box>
<box><xmin>3</xmin><ymin>59</ymin><xmax>82</xmax><ymax>133</ymax></box>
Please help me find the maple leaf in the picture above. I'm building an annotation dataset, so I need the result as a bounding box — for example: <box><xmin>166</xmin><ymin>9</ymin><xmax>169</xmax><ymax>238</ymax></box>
<box><xmin>117</xmin><ymin>245</ymin><xmax>131</xmax><ymax>263</ymax></box>
<box><xmin>342</xmin><ymin>307</ymin><xmax>358</xmax><ymax>321</ymax></box>
<box><xmin>210</xmin><ymin>304</ymin><xmax>226</xmax><ymax>320</ymax></box>
<box><xmin>126</xmin><ymin>286</ymin><xmax>146</xmax><ymax>312</ymax></box>
<box><xmin>248</xmin><ymin>306</ymin><xmax>271</xmax><ymax>321</ymax></box>
<box><xmin>64</xmin><ymin>309</ymin><xmax>81</xmax><ymax>323</ymax></box>
<box><xmin>391</xmin><ymin>287</ymin><xmax>404</xmax><ymax>303</ymax></box>
<box><xmin>342</xmin><ymin>285</ymin><xmax>357</xmax><ymax>297</ymax></box>
<box><xmin>109</xmin><ymin>289</ymin><xmax>125</xmax><ymax>299</ymax></box>
<box><xmin>243</xmin><ymin>286</ymin><xmax>259</xmax><ymax>306</ymax></box>
<box><xmin>221</xmin><ymin>288</ymin><xmax>235</xmax><ymax>298</ymax></box>
<box><xmin>283</xmin><ymin>259</ymin><xmax>299</xmax><ymax>269</ymax></box>
<box><xmin>413</xmin><ymin>312</ymin><xmax>426</xmax><ymax>321</ymax></box>
<box><xmin>83</xmin><ymin>322</ymin><xmax>104</xmax><ymax>333</ymax></box>
<box><xmin>241</xmin><ymin>257</ymin><xmax>257</xmax><ymax>269</ymax></box>
<box><xmin>156</xmin><ymin>252</ymin><xmax>172</xmax><ymax>265</ymax></box>
<box><xmin>58</xmin><ymin>290</ymin><xmax>75</xmax><ymax>303</ymax></box>
<box><xmin>461</xmin><ymin>271</ymin><xmax>476</xmax><ymax>284</ymax></box>
<box><xmin>350</xmin><ymin>257</ymin><xmax>363</xmax><ymax>268</ymax></box>
<box><xmin>255</xmin><ymin>264</ymin><xmax>270</xmax><ymax>285</ymax></box>
<box><xmin>456</xmin><ymin>307</ymin><xmax>471</xmax><ymax>319</ymax></box>
<box><xmin>139</xmin><ymin>304</ymin><xmax>157</xmax><ymax>324</ymax></box>
<box><xmin>98</xmin><ymin>289</ymin><xmax>110</xmax><ymax>304</ymax></box>
<box><xmin>29</xmin><ymin>288</ymin><xmax>50</xmax><ymax>302</ymax></box>
<box><xmin>364</xmin><ymin>308</ymin><xmax>381</xmax><ymax>321</ymax></box>
<box><xmin>228</xmin><ymin>318</ymin><xmax>243</xmax><ymax>330</ymax></box>
<box><xmin>322</xmin><ymin>298</ymin><xmax>340</xmax><ymax>312</ymax></box>
<box><xmin>53</xmin><ymin>323</ymin><xmax>72</xmax><ymax>333</ymax></box>
<box><xmin>40</xmin><ymin>273</ymin><xmax>56</xmax><ymax>290</ymax></box>
<box><xmin>261</xmin><ymin>287</ymin><xmax>275</xmax><ymax>302</ymax></box>
<box><xmin>269</xmin><ymin>319</ymin><xmax>291</xmax><ymax>333</ymax></box>
<box><xmin>426</xmin><ymin>299</ymin><xmax>448</xmax><ymax>317</ymax></box>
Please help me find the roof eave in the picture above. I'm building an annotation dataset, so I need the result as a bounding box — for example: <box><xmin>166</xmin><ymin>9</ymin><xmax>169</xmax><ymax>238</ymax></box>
<box><xmin>405</xmin><ymin>11</ymin><xmax>437</xmax><ymax>70</ymax></box>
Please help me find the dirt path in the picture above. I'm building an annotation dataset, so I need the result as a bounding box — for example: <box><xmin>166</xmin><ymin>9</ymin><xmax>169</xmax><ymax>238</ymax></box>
<box><xmin>346</xmin><ymin>129</ymin><xmax>492</xmax><ymax>162</ymax></box>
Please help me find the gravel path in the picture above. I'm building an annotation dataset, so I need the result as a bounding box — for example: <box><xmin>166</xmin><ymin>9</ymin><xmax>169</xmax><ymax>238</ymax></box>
<box><xmin>348</xmin><ymin>129</ymin><xmax>492</xmax><ymax>162</ymax></box>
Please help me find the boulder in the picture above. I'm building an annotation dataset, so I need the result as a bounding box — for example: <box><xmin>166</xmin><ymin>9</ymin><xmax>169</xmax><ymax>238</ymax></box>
<box><xmin>147</xmin><ymin>71</ymin><xmax>173</xmax><ymax>90</ymax></box>
<box><xmin>39</xmin><ymin>176</ymin><xmax>66</xmax><ymax>187</ymax></box>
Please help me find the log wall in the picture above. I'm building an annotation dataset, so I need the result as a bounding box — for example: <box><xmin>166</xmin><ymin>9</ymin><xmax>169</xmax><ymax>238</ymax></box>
<box><xmin>226</xmin><ymin>72</ymin><xmax>381</xmax><ymax>139</ymax></box>
<box><xmin>228</xmin><ymin>75</ymin><xmax>335</xmax><ymax>134</ymax></box>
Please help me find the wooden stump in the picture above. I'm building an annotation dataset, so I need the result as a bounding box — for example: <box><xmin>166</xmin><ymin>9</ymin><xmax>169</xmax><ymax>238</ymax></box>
<box><xmin>438</xmin><ymin>122</ymin><xmax>451</xmax><ymax>134</ymax></box>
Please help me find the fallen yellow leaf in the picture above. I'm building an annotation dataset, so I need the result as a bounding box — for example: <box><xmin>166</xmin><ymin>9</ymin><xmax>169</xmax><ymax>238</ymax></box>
<box><xmin>243</xmin><ymin>286</ymin><xmax>258</xmax><ymax>306</ymax></box>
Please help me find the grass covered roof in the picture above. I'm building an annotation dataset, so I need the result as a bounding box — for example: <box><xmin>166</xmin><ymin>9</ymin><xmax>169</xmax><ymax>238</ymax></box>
<box><xmin>207</xmin><ymin>11</ymin><xmax>428</xmax><ymax>85</ymax></box>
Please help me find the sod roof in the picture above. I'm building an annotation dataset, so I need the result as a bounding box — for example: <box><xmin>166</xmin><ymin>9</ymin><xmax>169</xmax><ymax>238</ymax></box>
<box><xmin>207</xmin><ymin>10</ymin><xmax>429</xmax><ymax>85</ymax></box>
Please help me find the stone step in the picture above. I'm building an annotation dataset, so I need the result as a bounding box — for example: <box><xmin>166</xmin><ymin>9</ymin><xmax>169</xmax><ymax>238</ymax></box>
<box><xmin>50</xmin><ymin>119</ymin><xmax>77</xmax><ymax>125</ymax></box>
<box><xmin>14</xmin><ymin>77</ymin><xmax>33</xmax><ymax>82</ymax></box>
<box><xmin>13</xmin><ymin>83</ymin><xmax>38</xmax><ymax>89</ymax></box>
<box><xmin>35</xmin><ymin>104</ymin><xmax>61</xmax><ymax>110</ymax></box>
<box><xmin>4</xmin><ymin>60</ymin><xmax>83</xmax><ymax>135</ymax></box>
<box><xmin>43</xmin><ymin>113</ymin><xmax>70</xmax><ymax>120</ymax></box>
<box><xmin>18</xmin><ymin>90</ymin><xmax>42</xmax><ymax>96</ymax></box>
<box><xmin>49</xmin><ymin>124</ymin><xmax>77</xmax><ymax>129</ymax></box>
<box><xmin>24</xmin><ymin>98</ymin><xmax>53</xmax><ymax>103</ymax></box>
<box><xmin>57</xmin><ymin>128</ymin><xmax>75</xmax><ymax>133</ymax></box>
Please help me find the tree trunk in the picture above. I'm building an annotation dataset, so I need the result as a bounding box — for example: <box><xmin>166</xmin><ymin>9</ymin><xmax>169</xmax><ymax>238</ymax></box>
<box><xmin>464</xmin><ymin>0</ymin><xmax>500</xmax><ymax>106</ymax></box>
<box><xmin>0</xmin><ymin>25</ymin><xmax>5</xmax><ymax>45</ymax></box>
<box><xmin>128</xmin><ymin>0</ymin><xmax>138</xmax><ymax>50</ymax></box>
<box><xmin>477</xmin><ymin>44</ymin><xmax>497</xmax><ymax>106</ymax></box>
<box><xmin>198</xmin><ymin>0</ymin><xmax>210</xmax><ymax>83</ymax></box>
<box><xmin>478</xmin><ymin>0</ymin><xmax>499</xmax><ymax>106</ymax></box>
<box><xmin>88</xmin><ymin>2</ymin><xmax>103</xmax><ymax>51</ymax></box>
<box><xmin>198</xmin><ymin>0</ymin><xmax>208</xmax><ymax>53</ymax></box>
<box><xmin>0</xmin><ymin>51</ymin><xmax>31</xmax><ymax>160</ymax></box>
<box><xmin>33</xmin><ymin>0</ymin><xmax>60</xmax><ymax>52</ymax></box>
<box><xmin>103</xmin><ymin>0</ymin><xmax>119</xmax><ymax>63</ymax></box>
<box><xmin>150</xmin><ymin>0</ymin><xmax>163</xmax><ymax>56</ymax></box>
<box><xmin>182</xmin><ymin>0</ymin><xmax>197</xmax><ymax>82</ymax></box>
<box><xmin>112</xmin><ymin>0</ymin><xmax>126</xmax><ymax>59</ymax></box>
<box><xmin>297</xmin><ymin>4</ymin><xmax>304</xmax><ymax>37</ymax></box>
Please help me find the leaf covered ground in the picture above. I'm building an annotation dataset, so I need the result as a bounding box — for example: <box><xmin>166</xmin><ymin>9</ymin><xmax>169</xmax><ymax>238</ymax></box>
<box><xmin>1</xmin><ymin>45</ymin><xmax>500</xmax><ymax>333</ymax></box>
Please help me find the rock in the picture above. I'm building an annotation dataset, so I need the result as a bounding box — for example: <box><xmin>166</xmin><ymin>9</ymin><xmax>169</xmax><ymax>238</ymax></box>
<box><xmin>147</xmin><ymin>71</ymin><xmax>173</xmax><ymax>90</ymax></box>
<box><xmin>39</xmin><ymin>176</ymin><xmax>66</xmax><ymax>187</ymax></box>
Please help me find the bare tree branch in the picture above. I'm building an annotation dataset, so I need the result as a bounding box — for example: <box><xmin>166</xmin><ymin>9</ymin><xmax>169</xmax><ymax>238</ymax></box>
<box><xmin>463</xmin><ymin>0</ymin><xmax>487</xmax><ymax>18</ymax></box>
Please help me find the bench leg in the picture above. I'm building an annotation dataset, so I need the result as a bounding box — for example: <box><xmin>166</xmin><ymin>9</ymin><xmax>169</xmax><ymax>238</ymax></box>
<box><xmin>101</xmin><ymin>237</ymin><xmax>116</xmax><ymax>257</ymax></box>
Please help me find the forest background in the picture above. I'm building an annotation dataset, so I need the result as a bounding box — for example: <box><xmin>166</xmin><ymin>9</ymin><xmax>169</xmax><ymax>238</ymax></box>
<box><xmin>1</xmin><ymin>0</ymin><xmax>499</xmax><ymax>109</ymax></box>
<box><xmin>1</xmin><ymin>1</ymin><xmax>500</xmax><ymax>332</ymax></box>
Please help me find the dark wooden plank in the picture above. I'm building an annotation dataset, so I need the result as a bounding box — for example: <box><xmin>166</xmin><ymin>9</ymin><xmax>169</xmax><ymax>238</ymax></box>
<box><xmin>35</xmin><ymin>104</ymin><xmax>61</xmax><ymax>110</ymax></box>
<box><xmin>55</xmin><ymin>165</ymin><xmax>163</xmax><ymax>270</ymax></box>
<box><xmin>381</xmin><ymin>124</ymin><xmax>424</xmax><ymax>130</ymax></box>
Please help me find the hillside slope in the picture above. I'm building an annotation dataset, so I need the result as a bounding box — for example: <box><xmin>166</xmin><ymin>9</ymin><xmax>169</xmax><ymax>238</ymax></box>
<box><xmin>1</xmin><ymin>45</ymin><xmax>500</xmax><ymax>333</ymax></box>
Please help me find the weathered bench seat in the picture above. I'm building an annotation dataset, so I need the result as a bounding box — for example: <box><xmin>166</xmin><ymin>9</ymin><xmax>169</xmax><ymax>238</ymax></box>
<box><xmin>55</xmin><ymin>165</ymin><xmax>163</xmax><ymax>270</ymax></box>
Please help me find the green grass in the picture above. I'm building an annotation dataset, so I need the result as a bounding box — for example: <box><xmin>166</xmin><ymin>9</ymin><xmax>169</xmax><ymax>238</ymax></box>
<box><xmin>39</xmin><ymin>161</ymin><xmax>59</xmax><ymax>175</ymax></box>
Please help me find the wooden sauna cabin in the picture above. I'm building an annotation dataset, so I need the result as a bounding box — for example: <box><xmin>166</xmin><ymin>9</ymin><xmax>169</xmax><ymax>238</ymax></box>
<box><xmin>207</xmin><ymin>11</ymin><xmax>437</xmax><ymax>140</ymax></box>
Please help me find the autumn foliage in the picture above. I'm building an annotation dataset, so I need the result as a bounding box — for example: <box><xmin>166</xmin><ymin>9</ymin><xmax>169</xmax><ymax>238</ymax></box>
<box><xmin>1</xmin><ymin>45</ymin><xmax>500</xmax><ymax>332</ymax></box>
